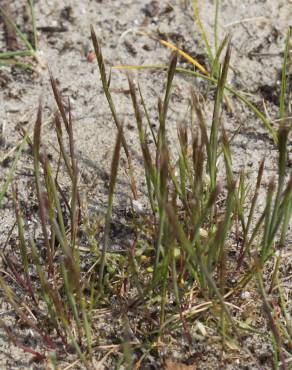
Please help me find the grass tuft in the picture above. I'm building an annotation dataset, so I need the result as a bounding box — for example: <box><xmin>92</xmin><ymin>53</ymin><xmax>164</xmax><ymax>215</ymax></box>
<box><xmin>0</xmin><ymin>19</ymin><xmax>291</xmax><ymax>369</ymax></box>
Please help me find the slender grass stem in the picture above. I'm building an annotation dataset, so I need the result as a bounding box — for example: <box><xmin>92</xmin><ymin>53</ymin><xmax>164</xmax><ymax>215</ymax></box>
<box><xmin>0</xmin><ymin>50</ymin><xmax>33</xmax><ymax>58</ymax></box>
<box><xmin>114</xmin><ymin>64</ymin><xmax>278</xmax><ymax>143</ymax></box>
<box><xmin>28</xmin><ymin>0</ymin><xmax>38</xmax><ymax>50</ymax></box>
<box><xmin>279</xmin><ymin>27</ymin><xmax>291</xmax><ymax>119</ymax></box>
<box><xmin>98</xmin><ymin>127</ymin><xmax>123</xmax><ymax>292</ymax></box>
<box><xmin>0</xmin><ymin>6</ymin><xmax>35</xmax><ymax>52</ymax></box>
<box><xmin>214</xmin><ymin>0</ymin><xmax>220</xmax><ymax>55</ymax></box>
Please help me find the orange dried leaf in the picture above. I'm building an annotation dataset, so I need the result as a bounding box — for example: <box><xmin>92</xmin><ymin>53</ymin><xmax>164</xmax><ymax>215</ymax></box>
<box><xmin>159</xmin><ymin>39</ymin><xmax>209</xmax><ymax>76</ymax></box>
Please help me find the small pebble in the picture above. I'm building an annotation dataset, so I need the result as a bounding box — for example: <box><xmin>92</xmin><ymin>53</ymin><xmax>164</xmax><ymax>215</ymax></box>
<box><xmin>241</xmin><ymin>291</ymin><xmax>251</xmax><ymax>299</ymax></box>
<box><xmin>132</xmin><ymin>199</ymin><xmax>144</xmax><ymax>213</ymax></box>
<box><xmin>87</xmin><ymin>50</ymin><xmax>96</xmax><ymax>62</ymax></box>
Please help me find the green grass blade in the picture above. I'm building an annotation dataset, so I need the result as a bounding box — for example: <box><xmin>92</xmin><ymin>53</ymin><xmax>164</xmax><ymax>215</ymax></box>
<box><xmin>116</xmin><ymin>64</ymin><xmax>278</xmax><ymax>143</ymax></box>
<box><xmin>28</xmin><ymin>0</ymin><xmax>37</xmax><ymax>50</ymax></box>
<box><xmin>0</xmin><ymin>6</ymin><xmax>34</xmax><ymax>52</ymax></box>
<box><xmin>269</xmin><ymin>126</ymin><xmax>289</xmax><ymax>244</ymax></box>
<box><xmin>261</xmin><ymin>181</ymin><xmax>275</xmax><ymax>263</ymax></box>
<box><xmin>209</xmin><ymin>42</ymin><xmax>231</xmax><ymax>191</ymax></box>
<box><xmin>33</xmin><ymin>102</ymin><xmax>54</xmax><ymax>271</ymax></box>
<box><xmin>192</xmin><ymin>0</ymin><xmax>214</xmax><ymax>64</ymax></box>
<box><xmin>12</xmin><ymin>186</ymin><xmax>29</xmax><ymax>274</ymax></box>
<box><xmin>279</xmin><ymin>27</ymin><xmax>291</xmax><ymax>119</ymax></box>
<box><xmin>0</xmin><ymin>135</ymin><xmax>27</xmax><ymax>205</ymax></box>
<box><xmin>91</xmin><ymin>25</ymin><xmax>137</xmax><ymax>198</ymax></box>
<box><xmin>0</xmin><ymin>50</ymin><xmax>33</xmax><ymax>58</ymax></box>
<box><xmin>98</xmin><ymin>126</ymin><xmax>123</xmax><ymax>292</ymax></box>
<box><xmin>214</xmin><ymin>0</ymin><xmax>220</xmax><ymax>55</ymax></box>
<box><xmin>138</xmin><ymin>83</ymin><xmax>157</xmax><ymax>146</ymax></box>
<box><xmin>280</xmin><ymin>178</ymin><xmax>292</xmax><ymax>245</ymax></box>
<box><xmin>0</xmin><ymin>59</ymin><xmax>34</xmax><ymax>70</ymax></box>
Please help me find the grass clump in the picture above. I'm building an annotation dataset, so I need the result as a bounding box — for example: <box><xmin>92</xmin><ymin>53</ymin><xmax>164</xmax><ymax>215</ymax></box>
<box><xmin>0</xmin><ymin>23</ymin><xmax>291</xmax><ymax>370</ymax></box>
<box><xmin>0</xmin><ymin>1</ymin><xmax>38</xmax><ymax>70</ymax></box>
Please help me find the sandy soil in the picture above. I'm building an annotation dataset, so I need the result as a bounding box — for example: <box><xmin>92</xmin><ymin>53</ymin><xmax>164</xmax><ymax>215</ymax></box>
<box><xmin>0</xmin><ymin>0</ymin><xmax>291</xmax><ymax>368</ymax></box>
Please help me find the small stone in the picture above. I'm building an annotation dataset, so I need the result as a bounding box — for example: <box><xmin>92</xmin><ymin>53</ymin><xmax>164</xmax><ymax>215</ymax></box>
<box><xmin>142</xmin><ymin>1</ymin><xmax>159</xmax><ymax>18</ymax></box>
<box><xmin>132</xmin><ymin>199</ymin><xmax>144</xmax><ymax>213</ymax></box>
<box><xmin>241</xmin><ymin>291</ymin><xmax>251</xmax><ymax>299</ymax></box>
